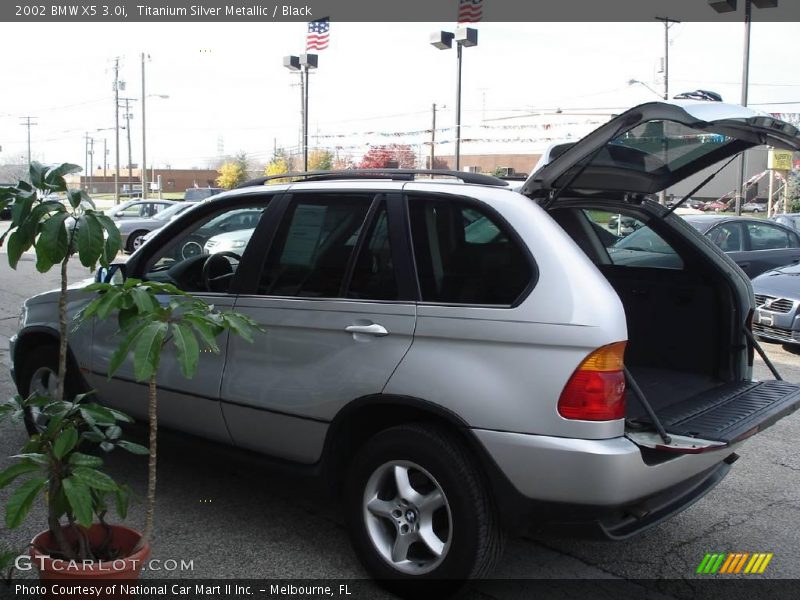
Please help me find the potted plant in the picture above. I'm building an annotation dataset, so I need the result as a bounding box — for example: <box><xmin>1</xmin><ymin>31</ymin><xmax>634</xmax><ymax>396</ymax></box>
<box><xmin>0</xmin><ymin>162</ymin><xmax>262</xmax><ymax>578</ymax></box>
<box><xmin>0</xmin><ymin>392</ymin><xmax>148</xmax><ymax>579</ymax></box>
<box><xmin>75</xmin><ymin>279</ymin><xmax>262</xmax><ymax>548</ymax></box>
<box><xmin>0</xmin><ymin>161</ymin><xmax>145</xmax><ymax>578</ymax></box>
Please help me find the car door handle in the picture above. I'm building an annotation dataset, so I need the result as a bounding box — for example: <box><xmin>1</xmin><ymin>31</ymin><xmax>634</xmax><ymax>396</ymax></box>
<box><xmin>345</xmin><ymin>323</ymin><xmax>389</xmax><ymax>337</ymax></box>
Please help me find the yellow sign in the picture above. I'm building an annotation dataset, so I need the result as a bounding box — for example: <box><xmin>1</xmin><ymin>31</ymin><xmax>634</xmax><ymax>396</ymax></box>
<box><xmin>768</xmin><ymin>149</ymin><xmax>793</xmax><ymax>171</ymax></box>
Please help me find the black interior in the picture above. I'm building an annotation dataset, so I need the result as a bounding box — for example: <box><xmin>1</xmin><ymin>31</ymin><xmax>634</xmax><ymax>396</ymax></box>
<box><xmin>549</xmin><ymin>206</ymin><xmax>737</xmax><ymax>418</ymax></box>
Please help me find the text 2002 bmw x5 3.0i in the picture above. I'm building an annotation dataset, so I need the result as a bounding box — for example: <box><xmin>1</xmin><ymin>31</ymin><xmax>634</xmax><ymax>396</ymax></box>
<box><xmin>10</xmin><ymin>101</ymin><xmax>800</xmax><ymax>593</ymax></box>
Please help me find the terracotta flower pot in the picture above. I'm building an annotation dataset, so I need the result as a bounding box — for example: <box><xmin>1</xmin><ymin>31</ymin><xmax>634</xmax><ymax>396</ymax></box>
<box><xmin>29</xmin><ymin>524</ymin><xmax>150</xmax><ymax>583</ymax></box>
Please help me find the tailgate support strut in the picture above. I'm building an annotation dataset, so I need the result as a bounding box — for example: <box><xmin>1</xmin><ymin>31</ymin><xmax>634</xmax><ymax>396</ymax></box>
<box><xmin>744</xmin><ymin>328</ymin><xmax>783</xmax><ymax>381</ymax></box>
<box><xmin>624</xmin><ymin>367</ymin><xmax>672</xmax><ymax>444</ymax></box>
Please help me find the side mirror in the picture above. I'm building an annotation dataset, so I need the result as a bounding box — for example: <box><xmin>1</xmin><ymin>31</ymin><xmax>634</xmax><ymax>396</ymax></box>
<box><xmin>95</xmin><ymin>263</ymin><xmax>126</xmax><ymax>284</ymax></box>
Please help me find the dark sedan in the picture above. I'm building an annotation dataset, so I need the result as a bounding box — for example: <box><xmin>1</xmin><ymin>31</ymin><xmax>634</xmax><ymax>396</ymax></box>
<box><xmin>752</xmin><ymin>263</ymin><xmax>800</xmax><ymax>345</ymax></box>
<box><xmin>683</xmin><ymin>214</ymin><xmax>800</xmax><ymax>278</ymax></box>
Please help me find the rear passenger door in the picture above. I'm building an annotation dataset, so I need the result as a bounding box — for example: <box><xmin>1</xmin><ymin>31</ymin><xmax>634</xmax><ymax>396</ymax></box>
<box><xmin>220</xmin><ymin>192</ymin><xmax>416</xmax><ymax>463</ymax></box>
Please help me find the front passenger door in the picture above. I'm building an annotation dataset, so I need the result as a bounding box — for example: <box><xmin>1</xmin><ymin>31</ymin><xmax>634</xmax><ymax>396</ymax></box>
<box><xmin>87</xmin><ymin>199</ymin><xmax>271</xmax><ymax>443</ymax></box>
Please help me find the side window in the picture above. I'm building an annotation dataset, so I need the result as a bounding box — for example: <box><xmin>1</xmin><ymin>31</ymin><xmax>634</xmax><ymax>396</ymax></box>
<box><xmin>117</xmin><ymin>203</ymin><xmax>145</xmax><ymax>218</ymax></box>
<box><xmin>747</xmin><ymin>222</ymin><xmax>794</xmax><ymax>250</ymax></box>
<box><xmin>708</xmin><ymin>223</ymin><xmax>744</xmax><ymax>252</ymax></box>
<box><xmin>258</xmin><ymin>194</ymin><xmax>372</xmax><ymax>298</ymax></box>
<box><xmin>145</xmin><ymin>203</ymin><xmax>268</xmax><ymax>293</ymax></box>
<box><xmin>583</xmin><ymin>210</ymin><xmax>684</xmax><ymax>269</ymax></box>
<box><xmin>408</xmin><ymin>196</ymin><xmax>532</xmax><ymax>305</ymax></box>
<box><xmin>346</xmin><ymin>203</ymin><xmax>398</xmax><ymax>301</ymax></box>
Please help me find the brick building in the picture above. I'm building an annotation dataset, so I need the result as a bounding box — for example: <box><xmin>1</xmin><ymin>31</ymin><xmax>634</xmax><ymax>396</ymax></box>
<box><xmin>67</xmin><ymin>168</ymin><xmax>220</xmax><ymax>195</ymax></box>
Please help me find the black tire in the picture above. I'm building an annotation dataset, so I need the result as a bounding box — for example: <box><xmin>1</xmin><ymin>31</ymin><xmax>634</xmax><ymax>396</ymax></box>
<box><xmin>344</xmin><ymin>424</ymin><xmax>504</xmax><ymax>597</ymax></box>
<box><xmin>126</xmin><ymin>230</ymin><xmax>148</xmax><ymax>253</ymax></box>
<box><xmin>16</xmin><ymin>344</ymin><xmax>84</xmax><ymax>436</ymax></box>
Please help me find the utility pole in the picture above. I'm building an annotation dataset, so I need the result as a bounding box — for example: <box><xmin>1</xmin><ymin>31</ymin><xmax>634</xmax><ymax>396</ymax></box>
<box><xmin>20</xmin><ymin>116</ymin><xmax>37</xmax><ymax>165</ymax></box>
<box><xmin>655</xmin><ymin>17</ymin><xmax>679</xmax><ymax>206</ymax></box>
<box><xmin>141</xmin><ymin>53</ymin><xmax>148</xmax><ymax>199</ymax></box>
<box><xmin>88</xmin><ymin>138</ymin><xmax>94</xmax><ymax>193</ymax></box>
<box><xmin>121</xmin><ymin>97</ymin><xmax>136</xmax><ymax>196</ymax></box>
<box><xmin>84</xmin><ymin>132</ymin><xmax>91</xmax><ymax>189</ymax></box>
<box><xmin>430</xmin><ymin>103</ymin><xmax>437</xmax><ymax>170</ymax></box>
<box><xmin>113</xmin><ymin>57</ymin><xmax>122</xmax><ymax>205</ymax></box>
<box><xmin>655</xmin><ymin>17</ymin><xmax>680</xmax><ymax>101</ymax></box>
<box><xmin>103</xmin><ymin>138</ymin><xmax>108</xmax><ymax>177</ymax></box>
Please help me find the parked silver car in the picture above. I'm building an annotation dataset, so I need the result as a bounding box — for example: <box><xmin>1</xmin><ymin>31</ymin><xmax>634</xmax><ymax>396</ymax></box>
<box><xmin>114</xmin><ymin>202</ymin><xmax>193</xmax><ymax>253</ymax></box>
<box><xmin>10</xmin><ymin>101</ymin><xmax>800</xmax><ymax>591</ymax></box>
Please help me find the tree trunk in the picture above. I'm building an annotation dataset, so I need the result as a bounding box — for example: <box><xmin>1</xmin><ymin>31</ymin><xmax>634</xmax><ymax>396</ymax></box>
<box><xmin>141</xmin><ymin>375</ymin><xmax>158</xmax><ymax>545</ymax></box>
<box><xmin>47</xmin><ymin>476</ymin><xmax>75</xmax><ymax>559</ymax></box>
<box><xmin>56</xmin><ymin>256</ymin><xmax>69</xmax><ymax>405</ymax></box>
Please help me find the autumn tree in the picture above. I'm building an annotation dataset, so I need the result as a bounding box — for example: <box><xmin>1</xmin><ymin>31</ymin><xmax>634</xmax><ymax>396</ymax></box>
<box><xmin>308</xmin><ymin>148</ymin><xmax>334</xmax><ymax>171</ymax></box>
<box><xmin>215</xmin><ymin>151</ymin><xmax>250</xmax><ymax>189</ymax></box>
<box><xmin>358</xmin><ymin>144</ymin><xmax>417</xmax><ymax>169</ymax></box>
<box><xmin>265</xmin><ymin>148</ymin><xmax>295</xmax><ymax>178</ymax></box>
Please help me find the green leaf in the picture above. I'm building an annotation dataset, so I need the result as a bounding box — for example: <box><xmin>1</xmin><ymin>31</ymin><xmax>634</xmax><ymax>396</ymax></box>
<box><xmin>115</xmin><ymin>485</ymin><xmax>130</xmax><ymax>519</ymax></box>
<box><xmin>5</xmin><ymin>476</ymin><xmax>46</xmax><ymax>528</ymax></box>
<box><xmin>116</xmin><ymin>440</ymin><xmax>149</xmax><ymax>455</ymax></box>
<box><xmin>100</xmin><ymin>441</ymin><xmax>114</xmax><ymax>453</ymax></box>
<box><xmin>93</xmin><ymin>213</ymin><xmax>121</xmax><ymax>265</ymax></box>
<box><xmin>171</xmin><ymin>322</ymin><xmax>200</xmax><ymax>379</ymax></box>
<box><xmin>53</xmin><ymin>427</ymin><xmax>78</xmax><ymax>459</ymax></box>
<box><xmin>132</xmin><ymin>321</ymin><xmax>168</xmax><ymax>381</ymax></box>
<box><xmin>61</xmin><ymin>477</ymin><xmax>93</xmax><ymax>528</ymax></box>
<box><xmin>105</xmin><ymin>425</ymin><xmax>122</xmax><ymax>440</ymax></box>
<box><xmin>106</xmin><ymin>408</ymin><xmax>134</xmax><ymax>423</ymax></box>
<box><xmin>36</xmin><ymin>212</ymin><xmax>70</xmax><ymax>266</ymax></box>
<box><xmin>10</xmin><ymin>453</ymin><xmax>47</xmax><ymax>465</ymax></box>
<box><xmin>10</xmin><ymin>193</ymin><xmax>36</xmax><ymax>227</ymax></box>
<box><xmin>76</xmin><ymin>212</ymin><xmax>104</xmax><ymax>268</ymax></box>
<box><xmin>129</xmin><ymin>286</ymin><xmax>159</xmax><ymax>314</ymax></box>
<box><xmin>29</xmin><ymin>162</ymin><xmax>47</xmax><ymax>189</ymax></box>
<box><xmin>0</xmin><ymin>461</ymin><xmax>40</xmax><ymax>489</ymax></box>
<box><xmin>107</xmin><ymin>323</ymin><xmax>147</xmax><ymax>377</ymax></box>
<box><xmin>79</xmin><ymin>404</ymin><xmax>117</xmax><ymax>425</ymax></box>
<box><xmin>69</xmin><ymin>452</ymin><xmax>103</xmax><ymax>467</ymax></box>
<box><xmin>44</xmin><ymin>163</ymin><xmax>81</xmax><ymax>192</ymax></box>
<box><xmin>66</xmin><ymin>189</ymin><xmax>92</xmax><ymax>210</ymax></box>
<box><xmin>71</xmin><ymin>467</ymin><xmax>117</xmax><ymax>492</ymax></box>
<box><xmin>6</xmin><ymin>230</ymin><xmax>28</xmax><ymax>269</ymax></box>
<box><xmin>184</xmin><ymin>316</ymin><xmax>221</xmax><ymax>353</ymax></box>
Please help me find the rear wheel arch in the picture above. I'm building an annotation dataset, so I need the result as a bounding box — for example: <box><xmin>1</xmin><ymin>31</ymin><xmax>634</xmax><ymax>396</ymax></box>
<box><xmin>322</xmin><ymin>395</ymin><xmax>476</xmax><ymax>489</ymax></box>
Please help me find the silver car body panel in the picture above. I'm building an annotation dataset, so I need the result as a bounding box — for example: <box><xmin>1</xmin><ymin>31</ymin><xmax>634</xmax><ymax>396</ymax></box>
<box><xmin>221</xmin><ymin>298</ymin><xmax>417</xmax><ymax>463</ymax></box>
<box><xmin>474</xmin><ymin>428</ymin><xmax>742</xmax><ymax>505</ymax></box>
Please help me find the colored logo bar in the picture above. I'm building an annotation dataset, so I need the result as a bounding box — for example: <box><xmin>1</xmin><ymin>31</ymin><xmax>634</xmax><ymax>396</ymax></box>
<box><xmin>696</xmin><ymin>552</ymin><xmax>773</xmax><ymax>574</ymax></box>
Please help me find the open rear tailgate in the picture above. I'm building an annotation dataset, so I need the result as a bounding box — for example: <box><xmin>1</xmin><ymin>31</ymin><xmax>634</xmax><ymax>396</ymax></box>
<box><xmin>628</xmin><ymin>380</ymin><xmax>800</xmax><ymax>451</ymax></box>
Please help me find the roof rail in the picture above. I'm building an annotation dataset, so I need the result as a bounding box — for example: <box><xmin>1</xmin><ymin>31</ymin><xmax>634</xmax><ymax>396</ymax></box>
<box><xmin>236</xmin><ymin>169</ymin><xmax>511</xmax><ymax>189</ymax></box>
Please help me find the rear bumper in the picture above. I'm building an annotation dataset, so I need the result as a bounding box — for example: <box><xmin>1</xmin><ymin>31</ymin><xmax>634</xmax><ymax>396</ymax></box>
<box><xmin>473</xmin><ymin>428</ymin><xmax>738</xmax><ymax>506</ymax></box>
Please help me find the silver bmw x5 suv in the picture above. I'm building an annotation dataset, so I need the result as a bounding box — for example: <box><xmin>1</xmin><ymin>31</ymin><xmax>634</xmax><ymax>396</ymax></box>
<box><xmin>10</xmin><ymin>101</ymin><xmax>800</xmax><ymax>590</ymax></box>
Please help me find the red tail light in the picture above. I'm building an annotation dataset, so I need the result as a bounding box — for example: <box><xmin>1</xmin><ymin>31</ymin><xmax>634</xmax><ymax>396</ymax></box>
<box><xmin>558</xmin><ymin>342</ymin><xmax>627</xmax><ymax>421</ymax></box>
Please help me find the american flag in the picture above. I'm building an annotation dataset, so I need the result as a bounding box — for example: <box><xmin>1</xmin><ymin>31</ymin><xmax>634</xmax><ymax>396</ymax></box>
<box><xmin>457</xmin><ymin>0</ymin><xmax>483</xmax><ymax>23</ymax></box>
<box><xmin>306</xmin><ymin>17</ymin><xmax>330</xmax><ymax>51</ymax></box>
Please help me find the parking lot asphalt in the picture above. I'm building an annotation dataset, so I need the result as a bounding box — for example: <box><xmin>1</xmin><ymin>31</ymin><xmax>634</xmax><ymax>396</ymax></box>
<box><xmin>0</xmin><ymin>254</ymin><xmax>799</xmax><ymax>597</ymax></box>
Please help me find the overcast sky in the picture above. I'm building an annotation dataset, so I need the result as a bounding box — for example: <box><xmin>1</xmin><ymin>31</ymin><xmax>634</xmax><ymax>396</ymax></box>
<box><xmin>1</xmin><ymin>20</ymin><xmax>799</xmax><ymax>170</ymax></box>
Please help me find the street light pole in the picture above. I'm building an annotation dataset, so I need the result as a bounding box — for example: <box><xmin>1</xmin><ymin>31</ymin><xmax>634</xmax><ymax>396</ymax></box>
<box><xmin>708</xmin><ymin>0</ymin><xmax>777</xmax><ymax>215</ymax></box>
<box><xmin>431</xmin><ymin>27</ymin><xmax>478</xmax><ymax>171</ymax></box>
<box><xmin>113</xmin><ymin>57</ymin><xmax>121</xmax><ymax>205</ymax></box>
<box><xmin>284</xmin><ymin>54</ymin><xmax>317</xmax><ymax>172</ymax></box>
<box><xmin>141</xmin><ymin>53</ymin><xmax>148</xmax><ymax>199</ymax></box>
